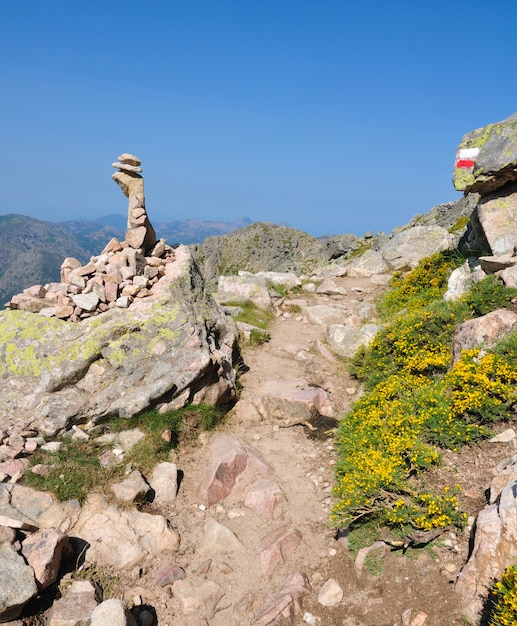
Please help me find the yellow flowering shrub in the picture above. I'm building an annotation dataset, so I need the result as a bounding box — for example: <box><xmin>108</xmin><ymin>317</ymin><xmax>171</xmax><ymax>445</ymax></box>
<box><xmin>447</xmin><ymin>350</ymin><xmax>517</xmax><ymax>422</ymax></box>
<box><xmin>489</xmin><ymin>565</ymin><xmax>517</xmax><ymax>625</ymax></box>
<box><xmin>378</xmin><ymin>251</ymin><xmax>462</xmax><ymax>320</ymax></box>
<box><xmin>333</xmin><ymin>257</ymin><xmax>517</xmax><ymax>535</ymax></box>
<box><xmin>385</xmin><ymin>487</ymin><xmax>467</xmax><ymax>531</ymax></box>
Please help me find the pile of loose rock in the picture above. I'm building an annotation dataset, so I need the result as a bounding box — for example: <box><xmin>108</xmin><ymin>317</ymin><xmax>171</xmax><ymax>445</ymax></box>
<box><xmin>5</xmin><ymin>153</ymin><xmax>175</xmax><ymax>322</ymax></box>
<box><xmin>6</xmin><ymin>237</ymin><xmax>175</xmax><ymax>321</ymax></box>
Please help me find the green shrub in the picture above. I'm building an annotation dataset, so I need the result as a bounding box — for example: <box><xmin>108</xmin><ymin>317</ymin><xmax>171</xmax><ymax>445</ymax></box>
<box><xmin>463</xmin><ymin>275</ymin><xmax>517</xmax><ymax>317</ymax></box>
<box><xmin>378</xmin><ymin>251</ymin><xmax>464</xmax><ymax>320</ymax></box>
<box><xmin>351</xmin><ymin>299</ymin><xmax>470</xmax><ymax>391</ymax></box>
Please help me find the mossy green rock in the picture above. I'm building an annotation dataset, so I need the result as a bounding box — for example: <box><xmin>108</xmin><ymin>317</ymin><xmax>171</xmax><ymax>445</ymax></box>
<box><xmin>453</xmin><ymin>112</ymin><xmax>517</xmax><ymax>195</ymax></box>
<box><xmin>0</xmin><ymin>247</ymin><xmax>236</xmax><ymax>436</ymax></box>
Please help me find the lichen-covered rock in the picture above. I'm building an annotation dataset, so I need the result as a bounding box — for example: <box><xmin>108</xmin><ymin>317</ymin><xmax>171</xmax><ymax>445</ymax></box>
<box><xmin>0</xmin><ymin>246</ymin><xmax>236</xmax><ymax>436</ymax></box>
<box><xmin>453</xmin><ymin>112</ymin><xmax>517</xmax><ymax>195</ymax></box>
<box><xmin>380</xmin><ymin>225</ymin><xmax>456</xmax><ymax>271</ymax></box>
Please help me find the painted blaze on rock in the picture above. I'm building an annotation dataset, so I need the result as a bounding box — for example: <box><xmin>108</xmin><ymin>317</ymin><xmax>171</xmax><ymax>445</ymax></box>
<box><xmin>453</xmin><ymin>112</ymin><xmax>517</xmax><ymax>195</ymax></box>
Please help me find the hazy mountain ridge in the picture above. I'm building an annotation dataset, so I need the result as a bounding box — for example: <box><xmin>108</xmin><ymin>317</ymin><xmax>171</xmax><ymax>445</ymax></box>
<box><xmin>0</xmin><ymin>214</ymin><xmax>93</xmax><ymax>306</ymax></box>
<box><xmin>0</xmin><ymin>213</ymin><xmax>256</xmax><ymax>305</ymax></box>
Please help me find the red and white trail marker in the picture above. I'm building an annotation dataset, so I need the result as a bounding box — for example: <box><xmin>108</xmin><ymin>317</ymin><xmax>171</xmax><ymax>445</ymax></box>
<box><xmin>455</xmin><ymin>147</ymin><xmax>480</xmax><ymax>169</ymax></box>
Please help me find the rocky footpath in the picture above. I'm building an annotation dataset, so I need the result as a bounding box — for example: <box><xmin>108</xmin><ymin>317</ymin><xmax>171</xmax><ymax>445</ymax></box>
<box><xmin>4</xmin><ymin>111</ymin><xmax>517</xmax><ymax>624</ymax></box>
<box><xmin>2</xmin><ymin>263</ymin><xmax>517</xmax><ymax>626</ymax></box>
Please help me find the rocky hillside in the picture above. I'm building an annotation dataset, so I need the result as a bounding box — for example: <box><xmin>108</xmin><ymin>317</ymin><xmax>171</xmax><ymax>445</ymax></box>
<box><xmin>190</xmin><ymin>222</ymin><xmax>334</xmax><ymax>289</ymax></box>
<box><xmin>0</xmin><ymin>214</ymin><xmax>92</xmax><ymax>307</ymax></box>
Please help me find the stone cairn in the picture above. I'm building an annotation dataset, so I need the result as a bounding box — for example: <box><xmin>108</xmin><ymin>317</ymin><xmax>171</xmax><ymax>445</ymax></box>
<box><xmin>6</xmin><ymin>154</ymin><xmax>175</xmax><ymax>322</ymax></box>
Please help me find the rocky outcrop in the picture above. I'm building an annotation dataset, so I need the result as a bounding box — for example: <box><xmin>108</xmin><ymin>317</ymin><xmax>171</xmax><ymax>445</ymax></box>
<box><xmin>453</xmin><ymin>112</ymin><xmax>517</xmax><ymax>195</ymax></box>
<box><xmin>0</xmin><ymin>245</ymin><xmax>237</xmax><ymax>437</ymax></box>
<box><xmin>452</xmin><ymin>113</ymin><xmax>517</xmax><ymax>259</ymax></box>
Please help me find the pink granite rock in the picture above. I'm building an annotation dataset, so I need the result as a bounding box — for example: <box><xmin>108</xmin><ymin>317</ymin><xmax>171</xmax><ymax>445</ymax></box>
<box><xmin>259</xmin><ymin>521</ymin><xmax>302</xmax><ymax>576</ymax></box>
<box><xmin>21</xmin><ymin>528</ymin><xmax>69</xmax><ymax>589</ymax></box>
<box><xmin>244</xmin><ymin>479</ymin><xmax>286</xmax><ymax>519</ymax></box>
<box><xmin>198</xmin><ymin>435</ymin><xmax>248</xmax><ymax>506</ymax></box>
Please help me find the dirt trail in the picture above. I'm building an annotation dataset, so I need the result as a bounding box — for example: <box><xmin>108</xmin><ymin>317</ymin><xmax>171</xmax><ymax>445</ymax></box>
<box><xmin>100</xmin><ymin>273</ymin><xmax>513</xmax><ymax>625</ymax></box>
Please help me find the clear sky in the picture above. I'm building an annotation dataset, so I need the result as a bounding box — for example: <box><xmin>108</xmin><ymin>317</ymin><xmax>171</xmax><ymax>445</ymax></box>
<box><xmin>1</xmin><ymin>1</ymin><xmax>517</xmax><ymax>238</ymax></box>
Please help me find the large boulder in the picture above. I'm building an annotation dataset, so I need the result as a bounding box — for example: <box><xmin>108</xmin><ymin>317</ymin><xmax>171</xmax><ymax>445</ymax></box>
<box><xmin>0</xmin><ymin>246</ymin><xmax>236</xmax><ymax>436</ymax></box>
<box><xmin>452</xmin><ymin>309</ymin><xmax>517</xmax><ymax>362</ymax></box>
<box><xmin>453</xmin><ymin>112</ymin><xmax>517</xmax><ymax>195</ymax></box>
<box><xmin>379</xmin><ymin>225</ymin><xmax>456</xmax><ymax>271</ymax></box>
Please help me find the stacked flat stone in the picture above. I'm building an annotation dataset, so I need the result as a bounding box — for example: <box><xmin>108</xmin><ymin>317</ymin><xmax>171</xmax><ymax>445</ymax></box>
<box><xmin>6</xmin><ymin>237</ymin><xmax>174</xmax><ymax>321</ymax></box>
<box><xmin>112</xmin><ymin>153</ymin><xmax>157</xmax><ymax>253</ymax></box>
<box><xmin>5</xmin><ymin>153</ymin><xmax>175</xmax><ymax>321</ymax></box>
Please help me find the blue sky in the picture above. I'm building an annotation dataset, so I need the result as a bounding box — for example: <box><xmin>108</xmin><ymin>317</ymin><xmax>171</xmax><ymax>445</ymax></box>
<box><xmin>1</xmin><ymin>1</ymin><xmax>517</xmax><ymax>238</ymax></box>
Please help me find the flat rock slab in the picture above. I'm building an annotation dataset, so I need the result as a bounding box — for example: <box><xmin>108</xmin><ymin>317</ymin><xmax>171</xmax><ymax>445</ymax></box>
<box><xmin>199</xmin><ymin>517</ymin><xmax>245</xmax><ymax>556</ymax></box>
<box><xmin>253</xmin><ymin>378</ymin><xmax>333</xmax><ymax>421</ymax></box>
<box><xmin>327</xmin><ymin>323</ymin><xmax>380</xmax><ymax>358</ymax></box>
<box><xmin>69</xmin><ymin>493</ymin><xmax>180</xmax><ymax>569</ymax></box>
<box><xmin>0</xmin><ymin>483</ymin><xmax>56</xmax><ymax>530</ymax></box>
<box><xmin>172</xmin><ymin>579</ymin><xmax>224</xmax><ymax>619</ymax></box>
<box><xmin>300</xmin><ymin>304</ymin><xmax>349</xmax><ymax>326</ymax></box>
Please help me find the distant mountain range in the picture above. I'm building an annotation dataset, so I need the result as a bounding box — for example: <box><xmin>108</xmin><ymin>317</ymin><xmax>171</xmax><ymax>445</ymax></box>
<box><xmin>0</xmin><ymin>213</ymin><xmax>254</xmax><ymax>306</ymax></box>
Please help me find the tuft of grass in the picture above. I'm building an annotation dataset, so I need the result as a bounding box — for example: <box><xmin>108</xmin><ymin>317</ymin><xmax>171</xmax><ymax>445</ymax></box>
<box><xmin>230</xmin><ymin>300</ymin><xmax>274</xmax><ymax>330</ymax></box>
<box><xmin>23</xmin><ymin>404</ymin><xmax>226</xmax><ymax>502</ymax></box>
<box><xmin>71</xmin><ymin>564</ymin><xmax>122</xmax><ymax>599</ymax></box>
<box><xmin>364</xmin><ymin>549</ymin><xmax>384</xmax><ymax>576</ymax></box>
